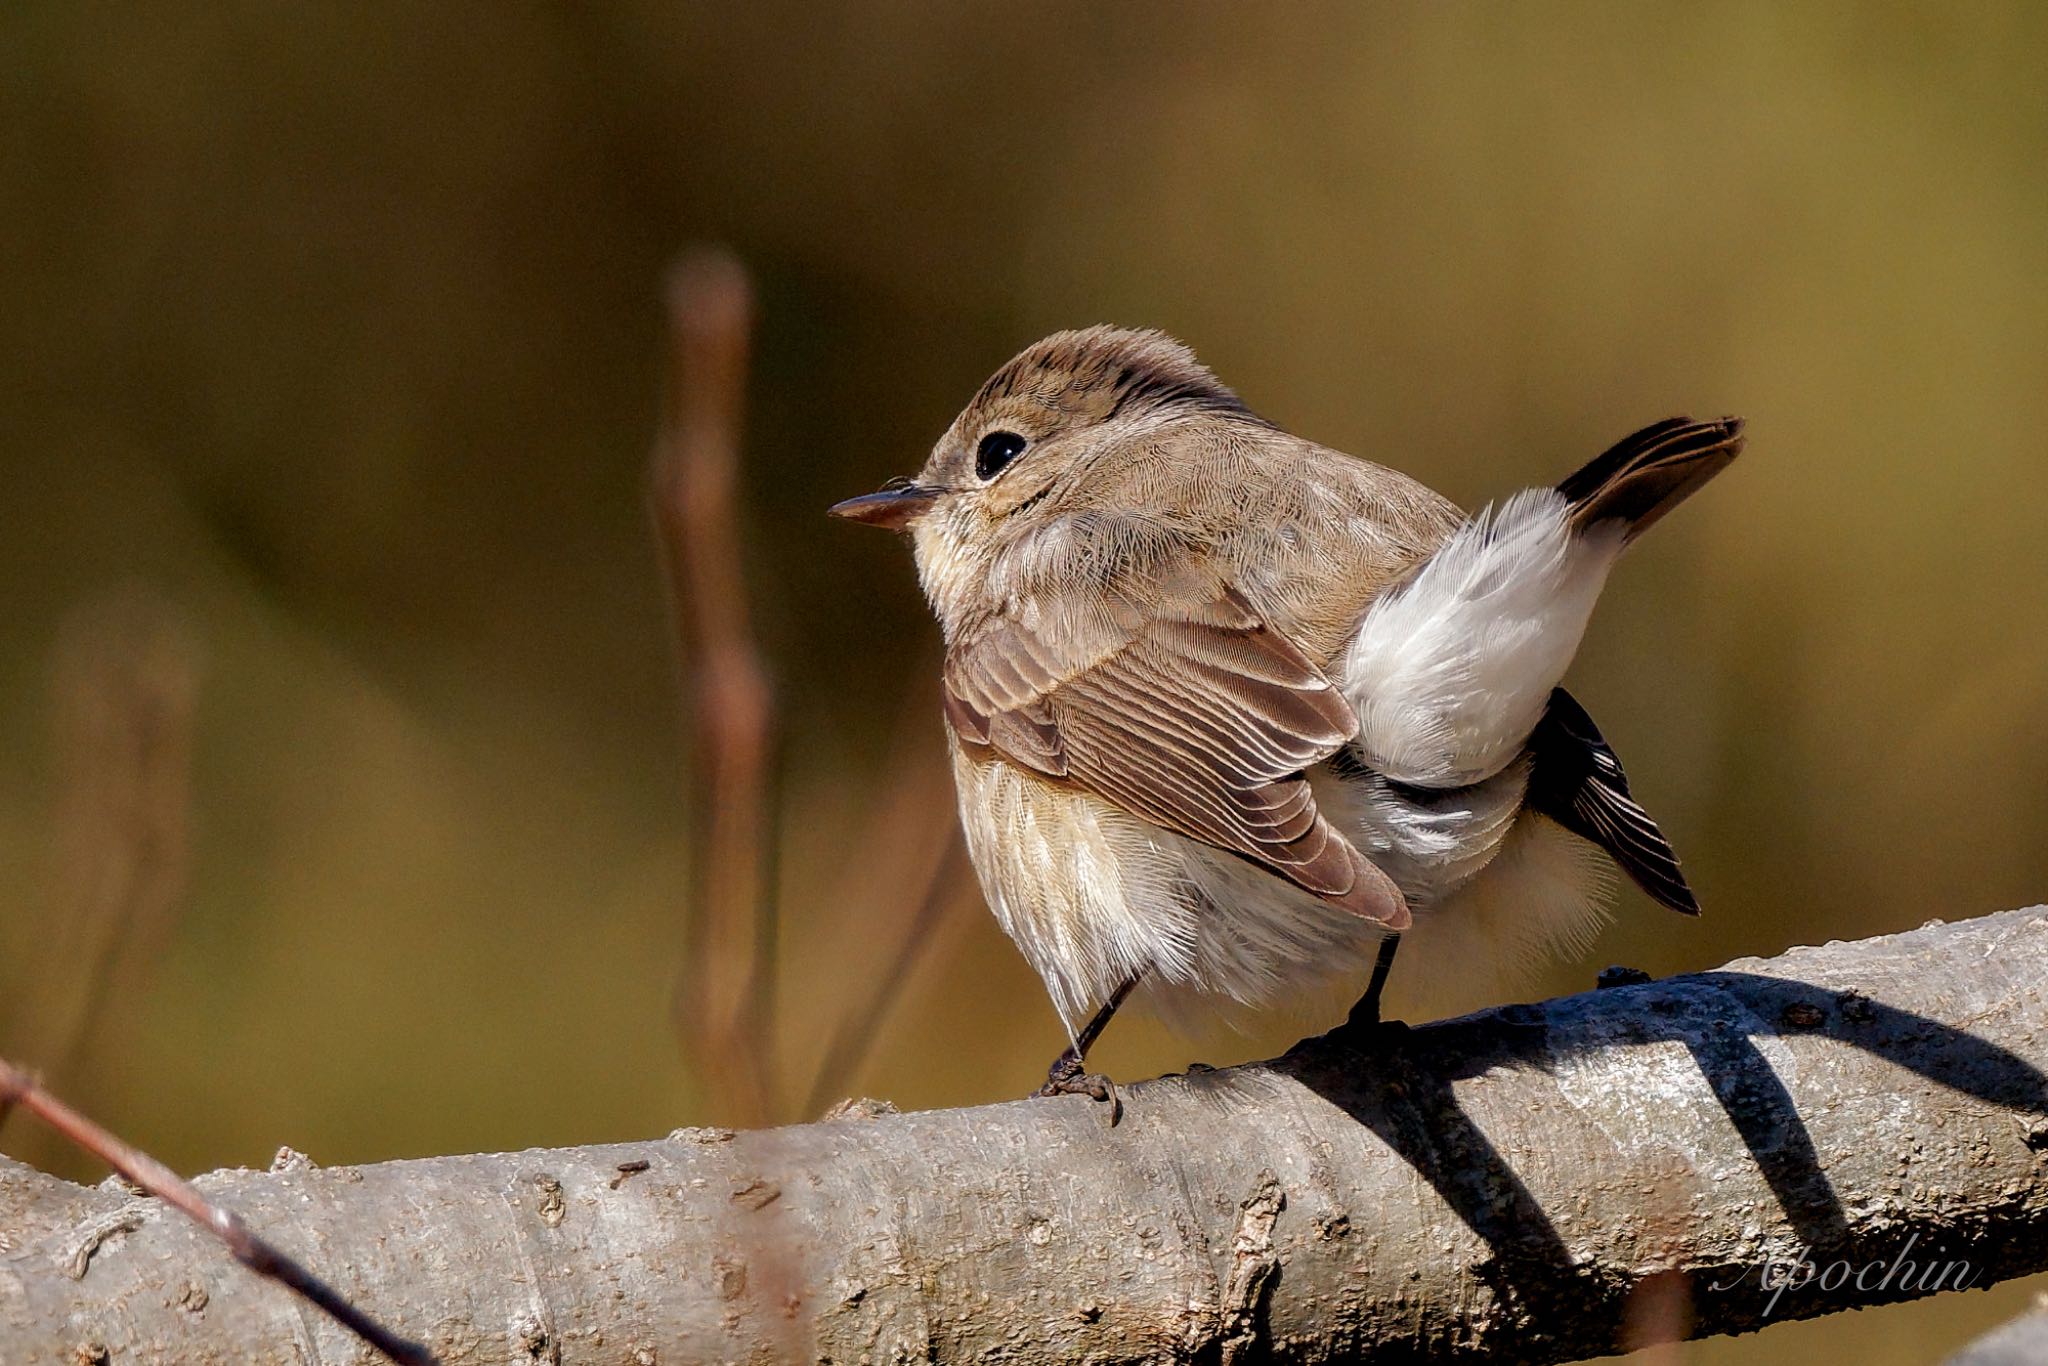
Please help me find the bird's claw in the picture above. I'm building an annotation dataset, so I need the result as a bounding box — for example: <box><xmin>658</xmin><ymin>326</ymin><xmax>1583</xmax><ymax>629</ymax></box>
<box><xmin>1034</xmin><ymin>1054</ymin><xmax>1123</xmax><ymax>1125</ymax></box>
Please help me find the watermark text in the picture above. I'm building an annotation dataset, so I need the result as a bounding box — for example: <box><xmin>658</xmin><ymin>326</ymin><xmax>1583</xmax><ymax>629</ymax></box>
<box><xmin>1710</xmin><ymin>1233</ymin><xmax>1979</xmax><ymax>1316</ymax></box>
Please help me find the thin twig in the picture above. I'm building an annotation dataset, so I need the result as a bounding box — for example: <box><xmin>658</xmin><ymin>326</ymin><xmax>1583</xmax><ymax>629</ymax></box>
<box><xmin>799</xmin><ymin>661</ymin><xmax>964</xmax><ymax>1112</ymax></box>
<box><xmin>804</xmin><ymin>833</ymin><xmax>972</xmax><ymax>1117</ymax></box>
<box><xmin>21</xmin><ymin>596</ymin><xmax>197</xmax><ymax>1102</ymax></box>
<box><xmin>650</xmin><ymin>247</ymin><xmax>781</xmax><ymax>1126</ymax></box>
<box><xmin>0</xmin><ymin>1057</ymin><xmax>436</xmax><ymax>1366</ymax></box>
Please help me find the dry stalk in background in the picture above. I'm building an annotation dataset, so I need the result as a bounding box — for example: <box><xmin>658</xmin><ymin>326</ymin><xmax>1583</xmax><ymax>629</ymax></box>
<box><xmin>801</xmin><ymin>834</ymin><xmax>969</xmax><ymax>1117</ymax></box>
<box><xmin>0</xmin><ymin>593</ymin><xmax>197</xmax><ymax>1168</ymax></box>
<box><xmin>650</xmin><ymin>248</ymin><xmax>782</xmax><ymax>1127</ymax></box>
<box><xmin>0</xmin><ymin>597</ymin><xmax>429</xmax><ymax>1360</ymax></box>
<box><xmin>649</xmin><ymin>250</ymin><xmax>974</xmax><ymax>1126</ymax></box>
<box><xmin>799</xmin><ymin>664</ymin><xmax>975</xmax><ymax>1117</ymax></box>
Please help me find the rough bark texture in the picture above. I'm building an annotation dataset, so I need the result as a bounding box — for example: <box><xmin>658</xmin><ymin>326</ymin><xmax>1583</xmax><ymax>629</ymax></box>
<box><xmin>4</xmin><ymin>908</ymin><xmax>2048</xmax><ymax>1364</ymax></box>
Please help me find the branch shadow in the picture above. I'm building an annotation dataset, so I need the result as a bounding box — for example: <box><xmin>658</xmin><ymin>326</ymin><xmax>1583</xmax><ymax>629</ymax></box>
<box><xmin>1272</xmin><ymin>968</ymin><xmax>2048</xmax><ymax>1335</ymax></box>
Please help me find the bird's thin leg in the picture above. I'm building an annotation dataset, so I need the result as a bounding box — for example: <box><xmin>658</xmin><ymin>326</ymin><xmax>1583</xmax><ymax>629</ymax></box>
<box><xmin>1346</xmin><ymin>933</ymin><xmax>1403</xmax><ymax>1030</ymax></box>
<box><xmin>1036</xmin><ymin>975</ymin><xmax>1139</xmax><ymax>1115</ymax></box>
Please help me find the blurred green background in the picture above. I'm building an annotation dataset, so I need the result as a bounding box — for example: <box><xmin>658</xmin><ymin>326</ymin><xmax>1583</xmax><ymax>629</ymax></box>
<box><xmin>4</xmin><ymin>3</ymin><xmax>2046</xmax><ymax>1360</ymax></box>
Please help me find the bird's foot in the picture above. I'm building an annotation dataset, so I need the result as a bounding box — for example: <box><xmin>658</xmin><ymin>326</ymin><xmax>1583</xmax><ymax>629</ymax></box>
<box><xmin>1343</xmin><ymin>991</ymin><xmax>1407</xmax><ymax>1032</ymax></box>
<box><xmin>1339</xmin><ymin>995</ymin><xmax>1410</xmax><ymax>1043</ymax></box>
<box><xmin>1034</xmin><ymin>1052</ymin><xmax>1123</xmax><ymax>1125</ymax></box>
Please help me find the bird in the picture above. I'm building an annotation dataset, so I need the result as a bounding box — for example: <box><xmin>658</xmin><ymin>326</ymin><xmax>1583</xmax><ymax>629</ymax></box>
<box><xmin>830</xmin><ymin>326</ymin><xmax>1741</xmax><ymax>1104</ymax></box>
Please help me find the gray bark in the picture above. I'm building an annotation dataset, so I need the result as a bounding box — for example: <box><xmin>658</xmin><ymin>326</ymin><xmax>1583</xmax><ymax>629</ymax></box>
<box><xmin>4</xmin><ymin>907</ymin><xmax>2048</xmax><ymax>1364</ymax></box>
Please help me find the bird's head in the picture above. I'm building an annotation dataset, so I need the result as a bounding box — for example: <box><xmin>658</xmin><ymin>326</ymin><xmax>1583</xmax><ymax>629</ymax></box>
<box><xmin>830</xmin><ymin>326</ymin><xmax>1262</xmax><ymax>633</ymax></box>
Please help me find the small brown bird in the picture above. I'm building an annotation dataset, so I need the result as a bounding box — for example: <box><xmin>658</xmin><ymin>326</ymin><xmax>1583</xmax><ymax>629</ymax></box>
<box><xmin>832</xmin><ymin>326</ymin><xmax>1741</xmax><ymax>1102</ymax></box>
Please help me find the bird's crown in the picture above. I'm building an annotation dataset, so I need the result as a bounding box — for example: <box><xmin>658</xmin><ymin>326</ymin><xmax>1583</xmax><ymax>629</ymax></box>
<box><xmin>960</xmin><ymin>325</ymin><xmax>1251</xmax><ymax>426</ymax></box>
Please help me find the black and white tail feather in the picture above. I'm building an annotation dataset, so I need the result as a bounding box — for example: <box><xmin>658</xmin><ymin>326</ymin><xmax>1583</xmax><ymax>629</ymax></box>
<box><xmin>1559</xmin><ymin>415</ymin><xmax>1745</xmax><ymax>544</ymax></box>
<box><xmin>1529</xmin><ymin>686</ymin><xmax>1698</xmax><ymax>915</ymax></box>
<box><xmin>1337</xmin><ymin>415</ymin><xmax>1740</xmax><ymax>1005</ymax></box>
<box><xmin>1527</xmin><ymin>415</ymin><xmax>1743</xmax><ymax>915</ymax></box>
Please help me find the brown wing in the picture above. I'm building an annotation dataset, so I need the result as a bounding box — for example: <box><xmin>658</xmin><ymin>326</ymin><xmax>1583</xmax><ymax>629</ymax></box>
<box><xmin>945</xmin><ymin>587</ymin><xmax>1409</xmax><ymax>929</ymax></box>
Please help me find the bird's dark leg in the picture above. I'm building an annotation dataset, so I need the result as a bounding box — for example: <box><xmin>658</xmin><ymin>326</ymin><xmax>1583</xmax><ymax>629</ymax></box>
<box><xmin>1345</xmin><ymin>933</ymin><xmax>1403</xmax><ymax>1031</ymax></box>
<box><xmin>1036</xmin><ymin>975</ymin><xmax>1139</xmax><ymax>1119</ymax></box>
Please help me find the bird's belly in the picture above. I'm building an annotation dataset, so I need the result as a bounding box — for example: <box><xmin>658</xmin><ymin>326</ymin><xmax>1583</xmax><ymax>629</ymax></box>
<box><xmin>950</xmin><ymin>741</ymin><xmax>1383</xmax><ymax>1031</ymax></box>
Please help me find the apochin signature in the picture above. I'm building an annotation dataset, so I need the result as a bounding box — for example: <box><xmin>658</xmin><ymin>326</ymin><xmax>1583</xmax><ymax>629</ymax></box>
<box><xmin>1711</xmin><ymin>1232</ymin><xmax>1981</xmax><ymax>1316</ymax></box>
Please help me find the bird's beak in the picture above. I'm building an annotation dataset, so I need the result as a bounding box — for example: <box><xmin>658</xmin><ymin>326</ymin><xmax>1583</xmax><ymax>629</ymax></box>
<box><xmin>828</xmin><ymin>480</ymin><xmax>943</xmax><ymax>532</ymax></box>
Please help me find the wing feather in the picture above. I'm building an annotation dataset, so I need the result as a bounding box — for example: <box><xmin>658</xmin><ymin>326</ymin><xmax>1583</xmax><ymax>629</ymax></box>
<box><xmin>945</xmin><ymin>586</ymin><xmax>1408</xmax><ymax>927</ymax></box>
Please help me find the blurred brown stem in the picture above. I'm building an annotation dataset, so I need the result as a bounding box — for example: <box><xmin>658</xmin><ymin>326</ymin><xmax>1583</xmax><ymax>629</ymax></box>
<box><xmin>804</xmin><ymin>831</ymin><xmax>970</xmax><ymax>1117</ymax></box>
<box><xmin>650</xmin><ymin>248</ymin><xmax>781</xmax><ymax>1126</ymax></box>
<box><xmin>794</xmin><ymin>660</ymin><xmax>968</xmax><ymax>1114</ymax></box>
<box><xmin>3</xmin><ymin>594</ymin><xmax>197</xmax><ymax>1168</ymax></box>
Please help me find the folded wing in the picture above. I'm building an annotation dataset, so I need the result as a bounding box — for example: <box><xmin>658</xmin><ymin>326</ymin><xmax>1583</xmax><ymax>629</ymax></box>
<box><xmin>945</xmin><ymin>584</ymin><xmax>1409</xmax><ymax>929</ymax></box>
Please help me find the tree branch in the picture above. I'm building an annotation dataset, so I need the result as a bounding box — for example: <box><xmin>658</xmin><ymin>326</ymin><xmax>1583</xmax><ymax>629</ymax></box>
<box><xmin>5</xmin><ymin>908</ymin><xmax>2046</xmax><ymax>1363</ymax></box>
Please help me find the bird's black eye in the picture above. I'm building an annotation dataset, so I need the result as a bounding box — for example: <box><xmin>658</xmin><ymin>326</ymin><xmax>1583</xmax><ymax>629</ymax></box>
<box><xmin>975</xmin><ymin>430</ymin><xmax>1028</xmax><ymax>481</ymax></box>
